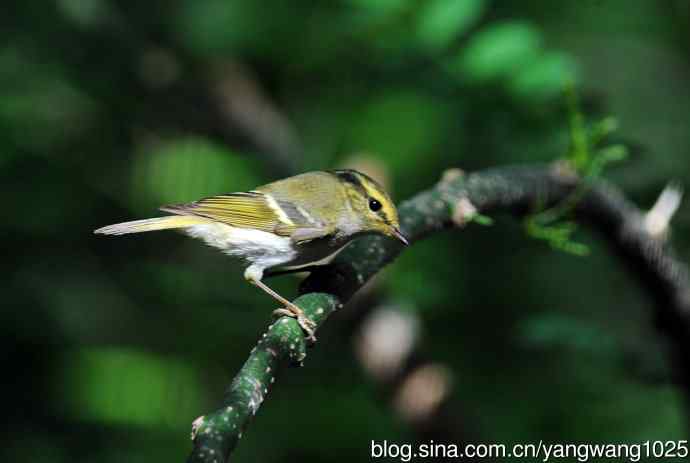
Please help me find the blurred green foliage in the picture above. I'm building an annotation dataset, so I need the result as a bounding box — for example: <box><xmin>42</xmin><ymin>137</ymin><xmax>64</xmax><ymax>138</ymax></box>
<box><xmin>524</xmin><ymin>89</ymin><xmax>628</xmax><ymax>255</ymax></box>
<box><xmin>59</xmin><ymin>348</ymin><xmax>205</xmax><ymax>427</ymax></box>
<box><xmin>129</xmin><ymin>138</ymin><xmax>262</xmax><ymax>213</ymax></box>
<box><xmin>415</xmin><ymin>0</ymin><xmax>485</xmax><ymax>52</ymax></box>
<box><xmin>3</xmin><ymin>0</ymin><xmax>690</xmax><ymax>461</ymax></box>
<box><xmin>455</xmin><ymin>21</ymin><xmax>543</xmax><ymax>81</ymax></box>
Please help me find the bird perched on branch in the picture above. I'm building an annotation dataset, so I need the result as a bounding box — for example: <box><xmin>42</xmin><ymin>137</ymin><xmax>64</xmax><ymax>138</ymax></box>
<box><xmin>95</xmin><ymin>170</ymin><xmax>408</xmax><ymax>342</ymax></box>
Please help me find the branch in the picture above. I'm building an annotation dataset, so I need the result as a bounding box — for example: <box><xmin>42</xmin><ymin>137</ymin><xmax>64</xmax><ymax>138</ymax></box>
<box><xmin>187</xmin><ymin>164</ymin><xmax>690</xmax><ymax>462</ymax></box>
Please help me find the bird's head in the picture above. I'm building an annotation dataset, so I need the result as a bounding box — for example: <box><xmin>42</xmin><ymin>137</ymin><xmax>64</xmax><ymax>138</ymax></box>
<box><xmin>332</xmin><ymin>169</ymin><xmax>408</xmax><ymax>245</ymax></box>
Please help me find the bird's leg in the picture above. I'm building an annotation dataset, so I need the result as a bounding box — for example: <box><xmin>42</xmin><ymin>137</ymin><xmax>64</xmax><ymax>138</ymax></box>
<box><xmin>246</xmin><ymin>274</ymin><xmax>317</xmax><ymax>343</ymax></box>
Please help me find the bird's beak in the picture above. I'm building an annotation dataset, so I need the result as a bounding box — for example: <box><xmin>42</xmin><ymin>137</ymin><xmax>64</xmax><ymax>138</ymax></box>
<box><xmin>391</xmin><ymin>227</ymin><xmax>409</xmax><ymax>246</ymax></box>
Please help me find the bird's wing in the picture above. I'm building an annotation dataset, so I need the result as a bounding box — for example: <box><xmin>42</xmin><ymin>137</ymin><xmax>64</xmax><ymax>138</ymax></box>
<box><xmin>160</xmin><ymin>192</ymin><xmax>330</xmax><ymax>239</ymax></box>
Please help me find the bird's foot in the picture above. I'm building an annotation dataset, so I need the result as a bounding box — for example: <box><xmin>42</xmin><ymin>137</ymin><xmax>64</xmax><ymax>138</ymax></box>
<box><xmin>273</xmin><ymin>305</ymin><xmax>317</xmax><ymax>344</ymax></box>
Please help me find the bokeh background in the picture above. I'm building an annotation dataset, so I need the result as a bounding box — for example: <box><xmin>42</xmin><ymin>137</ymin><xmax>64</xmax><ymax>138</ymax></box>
<box><xmin>5</xmin><ymin>0</ymin><xmax>690</xmax><ymax>461</ymax></box>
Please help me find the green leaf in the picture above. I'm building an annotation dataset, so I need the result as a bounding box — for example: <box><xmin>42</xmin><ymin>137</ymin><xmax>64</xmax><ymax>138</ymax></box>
<box><xmin>525</xmin><ymin>217</ymin><xmax>590</xmax><ymax>256</ymax></box>
<box><xmin>415</xmin><ymin>0</ymin><xmax>485</xmax><ymax>52</ymax></box>
<box><xmin>451</xmin><ymin>21</ymin><xmax>542</xmax><ymax>82</ymax></box>
<box><xmin>508</xmin><ymin>51</ymin><xmax>578</xmax><ymax>102</ymax></box>
<box><xmin>590</xmin><ymin>116</ymin><xmax>619</xmax><ymax>146</ymax></box>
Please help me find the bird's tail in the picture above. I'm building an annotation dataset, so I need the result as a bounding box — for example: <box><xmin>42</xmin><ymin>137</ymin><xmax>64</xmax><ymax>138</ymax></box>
<box><xmin>94</xmin><ymin>215</ymin><xmax>210</xmax><ymax>236</ymax></box>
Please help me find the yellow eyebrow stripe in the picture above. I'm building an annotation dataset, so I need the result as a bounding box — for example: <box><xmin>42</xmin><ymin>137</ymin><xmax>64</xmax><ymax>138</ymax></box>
<box><xmin>359</xmin><ymin>178</ymin><xmax>380</xmax><ymax>199</ymax></box>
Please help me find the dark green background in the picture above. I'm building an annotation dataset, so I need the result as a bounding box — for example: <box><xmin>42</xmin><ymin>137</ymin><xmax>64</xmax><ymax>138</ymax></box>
<box><xmin>4</xmin><ymin>1</ymin><xmax>690</xmax><ymax>461</ymax></box>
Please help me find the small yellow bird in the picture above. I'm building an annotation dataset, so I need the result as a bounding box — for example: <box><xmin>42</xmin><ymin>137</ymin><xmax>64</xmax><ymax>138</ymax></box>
<box><xmin>95</xmin><ymin>170</ymin><xmax>407</xmax><ymax>341</ymax></box>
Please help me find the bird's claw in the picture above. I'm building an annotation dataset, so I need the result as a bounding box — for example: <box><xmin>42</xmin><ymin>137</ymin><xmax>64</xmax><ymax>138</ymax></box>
<box><xmin>272</xmin><ymin>307</ymin><xmax>317</xmax><ymax>344</ymax></box>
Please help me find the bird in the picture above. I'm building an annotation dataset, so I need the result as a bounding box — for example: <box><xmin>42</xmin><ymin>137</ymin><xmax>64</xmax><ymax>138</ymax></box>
<box><xmin>94</xmin><ymin>169</ymin><xmax>408</xmax><ymax>342</ymax></box>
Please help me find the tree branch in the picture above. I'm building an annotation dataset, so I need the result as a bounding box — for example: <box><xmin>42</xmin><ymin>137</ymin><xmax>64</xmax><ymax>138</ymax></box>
<box><xmin>187</xmin><ymin>164</ymin><xmax>690</xmax><ymax>462</ymax></box>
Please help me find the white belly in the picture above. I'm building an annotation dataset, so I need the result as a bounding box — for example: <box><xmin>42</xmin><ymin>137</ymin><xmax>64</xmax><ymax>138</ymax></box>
<box><xmin>185</xmin><ymin>222</ymin><xmax>297</xmax><ymax>270</ymax></box>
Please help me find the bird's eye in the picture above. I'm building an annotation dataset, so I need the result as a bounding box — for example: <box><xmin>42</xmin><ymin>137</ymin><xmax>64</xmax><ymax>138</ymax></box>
<box><xmin>369</xmin><ymin>198</ymin><xmax>382</xmax><ymax>212</ymax></box>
